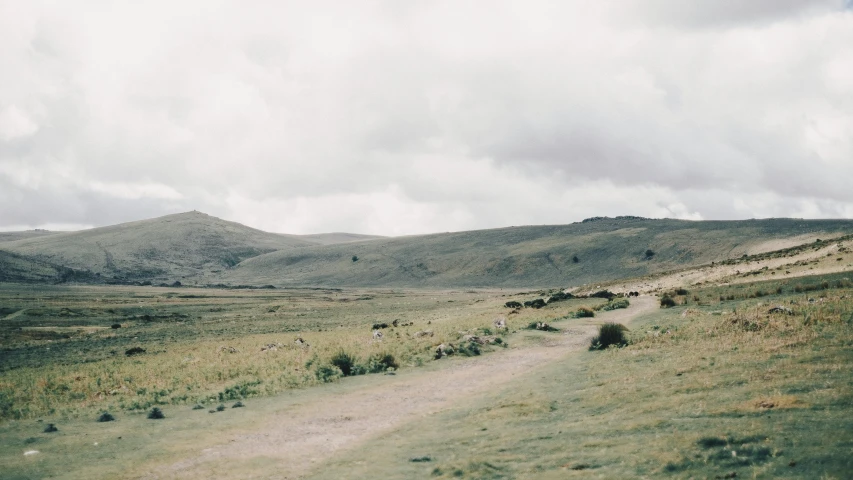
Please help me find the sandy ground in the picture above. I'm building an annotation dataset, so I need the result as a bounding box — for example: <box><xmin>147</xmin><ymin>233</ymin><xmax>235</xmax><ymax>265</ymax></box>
<box><xmin>141</xmin><ymin>297</ymin><xmax>659</xmax><ymax>479</ymax></box>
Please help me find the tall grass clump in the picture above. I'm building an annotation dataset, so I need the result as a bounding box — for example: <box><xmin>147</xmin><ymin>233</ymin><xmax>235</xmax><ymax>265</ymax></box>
<box><xmin>589</xmin><ymin>323</ymin><xmax>628</xmax><ymax>350</ymax></box>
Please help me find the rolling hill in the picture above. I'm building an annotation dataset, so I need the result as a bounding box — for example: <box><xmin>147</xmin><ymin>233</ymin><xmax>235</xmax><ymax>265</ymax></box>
<box><xmin>3</xmin><ymin>212</ymin><xmax>853</xmax><ymax>288</ymax></box>
<box><xmin>223</xmin><ymin>217</ymin><xmax>853</xmax><ymax>288</ymax></box>
<box><xmin>0</xmin><ymin>211</ymin><xmax>318</xmax><ymax>284</ymax></box>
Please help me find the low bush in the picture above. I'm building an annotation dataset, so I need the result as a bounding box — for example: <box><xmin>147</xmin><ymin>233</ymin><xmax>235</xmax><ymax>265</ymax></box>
<box><xmin>660</xmin><ymin>296</ymin><xmax>676</xmax><ymax>308</ymax></box>
<box><xmin>366</xmin><ymin>353</ymin><xmax>399</xmax><ymax>373</ymax></box>
<box><xmin>601</xmin><ymin>298</ymin><xmax>630</xmax><ymax>311</ymax></box>
<box><xmin>97</xmin><ymin>412</ymin><xmax>115</xmax><ymax>422</ymax></box>
<box><xmin>589</xmin><ymin>323</ymin><xmax>628</xmax><ymax>350</ymax></box>
<box><xmin>43</xmin><ymin>423</ymin><xmax>58</xmax><ymax>432</ymax></box>
<box><xmin>574</xmin><ymin>307</ymin><xmax>595</xmax><ymax>318</ymax></box>
<box><xmin>330</xmin><ymin>350</ymin><xmax>359</xmax><ymax>376</ymax></box>
<box><xmin>232</xmin><ymin>401</ymin><xmax>244</xmax><ymax>408</ymax></box>
<box><xmin>315</xmin><ymin>364</ymin><xmax>341</xmax><ymax>382</ymax></box>
<box><xmin>147</xmin><ymin>407</ymin><xmax>165</xmax><ymax>419</ymax></box>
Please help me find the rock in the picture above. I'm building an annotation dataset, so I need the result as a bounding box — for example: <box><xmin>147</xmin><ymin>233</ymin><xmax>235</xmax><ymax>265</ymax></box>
<box><xmin>768</xmin><ymin>305</ymin><xmax>793</xmax><ymax>315</ymax></box>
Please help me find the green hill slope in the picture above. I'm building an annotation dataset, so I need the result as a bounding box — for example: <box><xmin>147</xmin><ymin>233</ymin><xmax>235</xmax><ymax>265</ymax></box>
<box><xmin>0</xmin><ymin>230</ymin><xmax>60</xmax><ymax>243</ymax></box>
<box><xmin>0</xmin><ymin>211</ymin><xmax>317</xmax><ymax>284</ymax></box>
<box><xmin>224</xmin><ymin>217</ymin><xmax>853</xmax><ymax>288</ymax></box>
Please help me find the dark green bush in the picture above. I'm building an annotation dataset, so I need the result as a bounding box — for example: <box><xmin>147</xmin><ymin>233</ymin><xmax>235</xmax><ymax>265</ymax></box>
<box><xmin>232</xmin><ymin>401</ymin><xmax>244</xmax><ymax>408</ymax></box>
<box><xmin>660</xmin><ymin>296</ymin><xmax>676</xmax><ymax>308</ymax></box>
<box><xmin>216</xmin><ymin>404</ymin><xmax>226</xmax><ymax>412</ymax></box>
<box><xmin>675</xmin><ymin>288</ymin><xmax>689</xmax><ymax>296</ymax></box>
<box><xmin>44</xmin><ymin>423</ymin><xmax>58</xmax><ymax>432</ymax></box>
<box><xmin>330</xmin><ymin>350</ymin><xmax>359</xmax><ymax>376</ymax></box>
<box><xmin>457</xmin><ymin>342</ymin><xmax>481</xmax><ymax>357</ymax></box>
<box><xmin>602</xmin><ymin>298</ymin><xmax>630</xmax><ymax>311</ymax></box>
<box><xmin>589</xmin><ymin>323</ymin><xmax>628</xmax><ymax>350</ymax></box>
<box><xmin>97</xmin><ymin>412</ymin><xmax>115</xmax><ymax>422</ymax></box>
<box><xmin>147</xmin><ymin>407</ymin><xmax>165</xmax><ymax>419</ymax></box>
<box><xmin>574</xmin><ymin>307</ymin><xmax>595</xmax><ymax>318</ymax></box>
<box><xmin>315</xmin><ymin>364</ymin><xmax>342</xmax><ymax>382</ymax></box>
<box><xmin>366</xmin><ymin>353</ymin><xmax>399</xmax><ymax>373</ymax></box>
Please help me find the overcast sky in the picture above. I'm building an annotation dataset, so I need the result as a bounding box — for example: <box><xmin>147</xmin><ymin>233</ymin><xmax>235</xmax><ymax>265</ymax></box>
<box><xmin>1</xmin><ymin>1</ymin><xmax>851</xmax><ymax>235</ymax></box>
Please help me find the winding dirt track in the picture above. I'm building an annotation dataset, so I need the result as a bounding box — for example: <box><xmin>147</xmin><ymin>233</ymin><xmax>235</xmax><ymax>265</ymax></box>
<box><xmin>143</xmin><ymin>297</ymin><xmax>658</xmax><ymax>480</ymax></box>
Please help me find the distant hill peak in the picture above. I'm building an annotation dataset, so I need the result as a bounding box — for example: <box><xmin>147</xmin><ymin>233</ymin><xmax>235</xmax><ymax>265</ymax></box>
<box><xmin>579</xmin><ymin>216</ymin><xmax>651</xmax><ymax>223</ymax></box>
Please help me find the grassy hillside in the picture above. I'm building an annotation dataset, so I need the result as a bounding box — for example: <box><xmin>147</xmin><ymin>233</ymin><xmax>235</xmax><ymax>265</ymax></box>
<box><xmin>0</xmin><ymin>230</ymin><xmax>60</xmax><ymax>243</ymax></box>
<box><xmin>225</xmin><ymin>217</ymin><xmax>853</xmax><ymax>288</ymax></box>
<box><xmin>0</xmin><ymin>251</ymin><xmax>71</xmax><ymax>283</ymax></box>
<box><xmin>0</xmin><ymin>212</ymin><xmax>317</xmax><ymax>284</ymax></box>
<box><xmin>297</xmin><ymin>232</ymin><xmax>386</xmax><ymax>245</ymax></box>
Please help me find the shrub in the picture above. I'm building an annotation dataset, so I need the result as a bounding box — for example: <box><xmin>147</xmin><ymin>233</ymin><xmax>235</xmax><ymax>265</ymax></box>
<box><xmin>43</xmin><ymin>423</ymin><xmax>58</xmax><ymax>432</ymax></box>
<box><xmin>352</xmin><ymin>255</ymin><xmax>358</xmax><ymax>262</ymax></box>
<box><xmin>589</xmin><ymin>323</ymin><xmax>628</xmax><ymax>350</ymax></box>
<box><xmin>330</xmin><ymin>350</ymin><xmax>359</xmax><ymax>376</ymax></box>
<box><xmin>232</xmin><ymin>401</ymin><xmax>244</xmax><ymax>408</ymax></box>
<box><xmin>457</xmin><ymin>342</ymin><xmax>481</xmax><ymax>357</ymax></box>
<box><xmin>601</xmin><ymin>298</ymin><xmax>630</xmax><ymax>311</ymax></box>
<box><xmin>147</xmin><ymin>407</ymin><xmax>165</xmax><ymax>419</ymax></box>
<box><xmin>97</xmin><ymin>412</ymin><xmax>115</xmax><ymax>422</ymax></box>
<box><xmin>523</xmin><ymin>299</ymin><xmax>546</xmax><ymax>309</ymax></box>
<box><xmin>504</xmin><ymin>301</ymin><xmax>523</xmax><ymax>309</ymax></box>
<box><xmin>589</xmin><ymin>290</ymin><xmax>616</xmax><ymax>300</ymax></box>
<box><xmin>216</xmin><ymin>404</ymin><xmax>226</xmax><ymax>412</ymax></box>
<box><xmin>675</xmin><ymin>288</ymin><xmax>689</xmax><ymax>296</ymax></box>
<box><xmin>572</xmin><ymin>255</ymin><xmax>580</xmax><ymax>263</ymax></box>
<box><xmin>575</xmin><ymin>307</ymin><xmax>595</xmax><ymax>318</ymax></box>
<box><xmin>645</xmin><ymin>249</ymin><xmax>655</xmax><ymax>258</ymax></box>
<box><xmin>315</xmin><ymin>364</ymin><xmax>342</xmax><ymax>383</ymax></box>
<box><xmin>660</xmin><ymin>296</ymin><xmax>676</xmax><ymax>308</ymax></box>
<box><xmin>192</xmin><ymin>404</ymin><xmax>205</xmax><ymax>410</ymax></box>
<box><xmin>366</xmin><ymin>353</ymin><xmax>399</xmax><ymax>373</ymax></box>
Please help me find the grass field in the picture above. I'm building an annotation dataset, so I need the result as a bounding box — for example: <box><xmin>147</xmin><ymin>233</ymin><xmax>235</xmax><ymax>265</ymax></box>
<box><xmin>1</xmin><ymin>269</ymin><xmax>851</xmax><ymax>479</ymax></box>
<box><xmin>0</xmin><ymin>283</ymin><xmax>593</xmax><ymax>421</ymax></box>
<box><xmin>310</xmin><ymin>277</ymin><xmax>853</xmax><ymax>479</ymax></box>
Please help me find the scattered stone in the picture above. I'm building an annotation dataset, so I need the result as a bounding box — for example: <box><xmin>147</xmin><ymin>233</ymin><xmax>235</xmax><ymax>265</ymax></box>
<box><xmin>219</xmin><ymin>346</ymin><xmax>239</xmax><ymax>354</ymax></box>
<box><xmin>24</xmin><ymin>450</ymin><xmax>39</xmax><ymax>456</ymax></box>
<box><xmin>414</xmin><ymin>330</ymin><xmax>434</xmax><ymax>338</ymax></box>
<box><xmin>768</xmin><ymin>305</ymin><xmax>794</xmax><ymax>315</ymax></box>
<box><xmin>493</xmin><ymin>317</ymin><xmax>507</xmax><ymax>330</ymax></box>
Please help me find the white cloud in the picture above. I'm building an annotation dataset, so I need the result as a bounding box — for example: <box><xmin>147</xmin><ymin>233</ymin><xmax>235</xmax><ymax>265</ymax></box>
<box><xmin>0</xmin><ymin>105</ymin><xmax>38</xmax><ymax>141</ymax></box>
<box><xmin>0</xmin><ymin>1</ymin><xmax>851</xmax><ymax>234</ymax></box>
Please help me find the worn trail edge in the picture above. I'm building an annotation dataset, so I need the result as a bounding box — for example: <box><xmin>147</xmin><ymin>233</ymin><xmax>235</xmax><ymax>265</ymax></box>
<box><xmin>143</xmin><ymin>297</ymin><xmax>658</xmax><ymax>480</ymax></box>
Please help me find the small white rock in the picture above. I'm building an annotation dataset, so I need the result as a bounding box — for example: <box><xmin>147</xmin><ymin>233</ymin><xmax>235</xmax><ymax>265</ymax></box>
<box><xmin>24</xmin><ymin>450</ymin><xmax>39</xmax><ymax>456</ymax></box>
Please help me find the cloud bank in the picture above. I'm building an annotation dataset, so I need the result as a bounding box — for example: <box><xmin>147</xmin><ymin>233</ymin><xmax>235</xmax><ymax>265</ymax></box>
<box><xmin>1</xmin><ymin>0</ymin><xmax>851</xmax><ymax>235</ymax></box>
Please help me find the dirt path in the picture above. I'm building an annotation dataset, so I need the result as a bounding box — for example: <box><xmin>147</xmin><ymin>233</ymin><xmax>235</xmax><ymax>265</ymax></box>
<box><xmin>144</xmin><ymin>297</ymin><xmax>658</xmax><ymax>479</ymax></box>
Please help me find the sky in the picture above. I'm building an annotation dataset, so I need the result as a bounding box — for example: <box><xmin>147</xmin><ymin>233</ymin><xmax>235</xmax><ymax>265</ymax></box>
<box><xmin>1</xmin><ymin>0</ymin><xmax>852</xmax><ymax>236</ymax></box>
